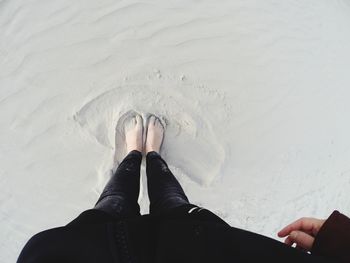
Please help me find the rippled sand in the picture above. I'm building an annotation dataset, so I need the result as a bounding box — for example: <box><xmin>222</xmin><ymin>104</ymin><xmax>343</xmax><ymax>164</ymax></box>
<box><xmin>1</xmin><ymin>0</ymin><xmax>350</xmax><ymax>261</ymax></box>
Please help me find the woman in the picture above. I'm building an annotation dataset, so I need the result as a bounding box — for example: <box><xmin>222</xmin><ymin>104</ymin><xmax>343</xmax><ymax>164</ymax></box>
<box><xmin>17</xmin><ymin>113</ymin><xmax>350</xmax><ymax>263</ymax></box>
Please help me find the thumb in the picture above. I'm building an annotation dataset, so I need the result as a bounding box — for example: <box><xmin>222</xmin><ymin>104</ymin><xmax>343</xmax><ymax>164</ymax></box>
<box><xmin>288</xmin><ymin>230</ymin><xmax>315</xmax><ymax>251</ymax></box>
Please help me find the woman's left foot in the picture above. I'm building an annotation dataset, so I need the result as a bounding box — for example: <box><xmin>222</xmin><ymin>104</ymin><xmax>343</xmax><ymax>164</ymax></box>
<box><xmin>124</xmin><ymin>114</ymin><xmax>143</xmax><ymax>153</ymax></box>
<box><xmin>145</xmin><ymin>115</ymin><xmax>165</xmax><ymax>154</ymax></box>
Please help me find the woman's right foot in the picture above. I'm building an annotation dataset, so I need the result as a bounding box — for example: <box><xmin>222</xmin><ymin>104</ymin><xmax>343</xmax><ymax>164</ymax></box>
<box><xmin>125</xmin><ymin>114</ymin><xmax>143</xmax><ymax>154</ymax></box>
<box><xmin>145</xmin><ymin>115</ymin><xmax>165</xmax><ymax>154</ymax></box>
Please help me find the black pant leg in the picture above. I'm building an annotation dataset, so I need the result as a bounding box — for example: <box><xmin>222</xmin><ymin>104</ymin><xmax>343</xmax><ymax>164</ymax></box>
<box><xmin>94</xmin><ymin>150</ymin><xmax>142</xmax><ymax>218</ymax></box>
<box><xmin>146</xmin><ymin>151</ymin><xmax>190</xmax><ymax>214</ymax></box>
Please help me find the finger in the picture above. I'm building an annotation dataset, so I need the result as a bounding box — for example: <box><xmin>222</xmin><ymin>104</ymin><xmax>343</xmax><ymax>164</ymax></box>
<box><xmin>278</xmin><ymin>218</ymin><xmax>308</xmax><ymax>237</ymax></box>
<box><xmin>278</xmin><ymin>218</ymin><xmax>315</xmax><ymax>237</ymax></box>
<box><xmin>284</xmin><ymin>236</ymin><xmax>294</xmax><ymax>246</ymax></box>
<box><xmin>280</xmin><ymin>226</ymin><xmax>314</xmax><ymax>237</ymax></box>
<box><xmin>288</xmin><ymin>230</ymin><xmax>315</xmax><ymax>251</ymax></box>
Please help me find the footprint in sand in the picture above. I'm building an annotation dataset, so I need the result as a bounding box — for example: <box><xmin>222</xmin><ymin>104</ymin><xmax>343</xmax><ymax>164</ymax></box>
<box><xmin>74</xmin><ymin>83</ymin><xmax>226</xmax><ymax>186</ymax></box>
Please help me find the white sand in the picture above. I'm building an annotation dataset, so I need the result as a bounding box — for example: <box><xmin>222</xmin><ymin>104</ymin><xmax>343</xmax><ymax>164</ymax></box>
<box><xmin>1</xmin><ymin>0</ymin><xmax>350</xmax><ymax>261</ymax></box>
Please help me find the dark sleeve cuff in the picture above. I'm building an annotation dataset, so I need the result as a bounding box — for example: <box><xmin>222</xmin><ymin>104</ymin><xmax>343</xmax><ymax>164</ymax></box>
<box><xmin>312</xmin><ymin>210</ymin><xmax>350</xmax><ymax>262</ymax></box>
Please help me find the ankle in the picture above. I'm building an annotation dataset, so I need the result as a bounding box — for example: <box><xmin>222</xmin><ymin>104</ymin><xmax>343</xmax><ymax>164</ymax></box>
<box><xmin>146</xmin><ymin>150</ymin><xmax>161</xmax><ymax>159</ymax></box>
<box><xmin>146</xmin><ymin>149</ymin><xmax>159</xmax><ymax>155</ymax></box>
<box><xmin>127</xmin><ymin>149</ymin><xmax>142</xmax><ymax>155</ymax></box>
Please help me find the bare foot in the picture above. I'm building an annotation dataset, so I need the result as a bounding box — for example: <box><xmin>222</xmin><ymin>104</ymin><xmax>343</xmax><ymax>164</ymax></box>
<box><xmin>125</xmin><ymin>114</ymin><xmax>143</xmax><ymax>153</ymax></box>
<box><xmin>145</xmin><ymin>115</ymin><xmax>165</xmax><ymax>154</ymax></box>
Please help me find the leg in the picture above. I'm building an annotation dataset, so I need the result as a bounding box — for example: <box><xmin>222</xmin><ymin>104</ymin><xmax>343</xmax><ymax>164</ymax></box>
<box><xmin>94</xmin><ymin>150</ymin><xmax>142</xmax><ymax>218</ymax></box>
<box><xmin>146</xmin><ymin>151</ymin><xmax>190</xmax><ymax>214</ymax></box>
<box><xmin>144</xmin><ymin>115</ymin><xmax>230</xmax><ymax>227</ymax></box>
<box><xmin>94</xmin><ymin>113</ymin><xmax>144</xmax><ymax>218</ymax></box>
<box><xmin>146</xmin><ymin>152</ymin><xmax>229</xmax><ymax>225</ymax></box>
<box><xmin>144</xmin><ymin>115</ymin><xmax>191</xmax><ymax>214</ymax></box>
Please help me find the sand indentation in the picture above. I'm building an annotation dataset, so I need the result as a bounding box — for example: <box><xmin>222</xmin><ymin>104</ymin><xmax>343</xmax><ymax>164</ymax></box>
<box><xmin>74</xmin><ymin>83</ymin><xmax>225</xmax><ymax>186</ymax></box>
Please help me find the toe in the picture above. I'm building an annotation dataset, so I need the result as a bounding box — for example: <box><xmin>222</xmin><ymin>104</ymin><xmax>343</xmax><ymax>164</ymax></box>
<box><xmin>128</xmin><ymin>115</ymin><xmax>136</xmax><ymax>125</ymax></box>
<box><xmin>135</xmin><ymin>115</ymin><xmax>142</xmax><ymax>126</ymax></box>
<box><xmin>156</xmin><ymin>118</ymin><xmax>164</xmax><ymax>130</ymax></box>
<box><xmin>149</xmin><ymin>115</ymin><xmax>156</xmax><ymax>126</ymax></box>
<box><xmin>155</xmin><ymin>118</ymin><xmax>160</xmax><ymax>127</ymax></box>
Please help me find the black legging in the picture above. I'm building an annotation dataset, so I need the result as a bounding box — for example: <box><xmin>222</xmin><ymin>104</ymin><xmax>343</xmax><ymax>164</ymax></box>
<box><xmin>94</xmin><ymin>150</ymin><xmax>190</xmax><ymax>217</ymax></box>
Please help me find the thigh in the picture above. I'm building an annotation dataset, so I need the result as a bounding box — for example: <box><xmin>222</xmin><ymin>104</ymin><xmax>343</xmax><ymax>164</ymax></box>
<box><xmin>94</xmin><ymin>195</ymin><xmax>141</xmax><ymax>218</ymax></box>
<box><xmin>154</xmin><ymin>204</ymin><xmax>230</xmax><ymax>226</ymax></box>
<box><xmin>66</xmin><ymin>208</ymin><xmax>117</xmax><ymax>227</ymax></box>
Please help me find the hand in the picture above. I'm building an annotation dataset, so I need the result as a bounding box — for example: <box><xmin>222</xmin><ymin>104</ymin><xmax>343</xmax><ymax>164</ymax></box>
<box><xmin>278</xmin><ymin>217</ymin><xmax>326</xmax><ymax>251</ymax></box>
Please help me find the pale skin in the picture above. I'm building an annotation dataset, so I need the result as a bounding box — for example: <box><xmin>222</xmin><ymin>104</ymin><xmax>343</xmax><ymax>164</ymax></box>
<box><xmin>125</xmin><ymin>114</ymin><xmax>325</xmax><ymax>252</ymax></box>
<box><xmin>125</xmin><ymin>114</ymin><xmax>164</xmax><ymax>155</ymax></box>
<box><xmin>278</xmin><ymin>217</ymin><xmax>326</xmax><ymax>251</ymax></box>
